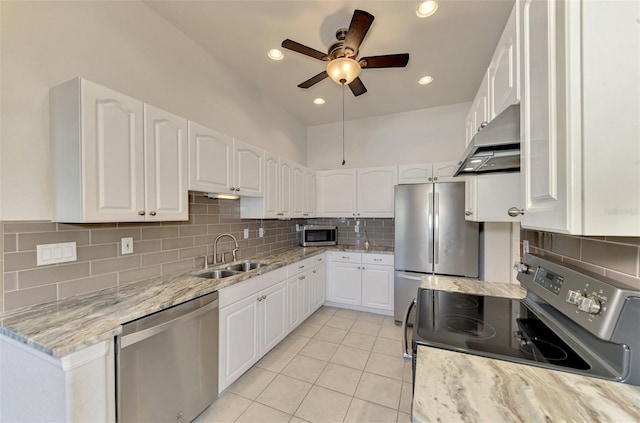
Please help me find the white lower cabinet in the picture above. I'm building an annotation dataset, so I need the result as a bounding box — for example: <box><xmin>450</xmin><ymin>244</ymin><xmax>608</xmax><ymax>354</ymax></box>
<box><xmin>287</xmin><ymin>255</ymin><xmax>326</xmax><ymax>332</ymax></box>
<box><xmin>327</xmin><ymin>252</ymin><xmax>394</xmax><ymax>314</ymax></box>
<box><xmin>218</xmin><ymin>268</ymin><xmax>287</xmax><ymax>392</ymax></box>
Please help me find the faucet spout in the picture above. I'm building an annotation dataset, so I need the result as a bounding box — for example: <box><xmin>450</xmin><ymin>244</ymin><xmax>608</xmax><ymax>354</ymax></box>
<box><xmin>213</xmin><ymin>233</ymin><xmax>239</xmax><ymax>264</ymax></box>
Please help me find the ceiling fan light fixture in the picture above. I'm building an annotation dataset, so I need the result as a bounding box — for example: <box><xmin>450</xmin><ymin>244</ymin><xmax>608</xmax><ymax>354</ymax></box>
<box><xmin>268</xmin><ymin>49</ymin><xmax>284</xmax><ymax>60</ymax></box>
<box><xmin>313</xmin><ymin>98</ymin><xmax>326</xmax><ymax>105</ymax></box>
<box><xmin>416</xmin><ymin>1</ymin><xmax>439</xmax><ymax>18</ymax></box>
<box><xmin>418</xmin><ymin>75</ymin><xmax>434</xmax><ymax>85</ymax></box>
<box><xmin>326</xmin><ymin>57</ymin><xmax>361</xmax><ymax>85</ymax></box>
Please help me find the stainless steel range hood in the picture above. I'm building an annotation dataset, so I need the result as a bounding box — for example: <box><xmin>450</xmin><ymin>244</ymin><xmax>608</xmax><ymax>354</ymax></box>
<box><xmin>454</xmin><ymin>104</ymin><xmax>520</xmax><ymax>176</ymax></box>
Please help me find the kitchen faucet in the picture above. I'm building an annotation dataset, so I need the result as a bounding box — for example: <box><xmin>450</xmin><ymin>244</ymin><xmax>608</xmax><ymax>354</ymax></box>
<box><xmin>213</xmin><ymin>233</ymin><xmax>239</xmax><ymax>264</ymax></box>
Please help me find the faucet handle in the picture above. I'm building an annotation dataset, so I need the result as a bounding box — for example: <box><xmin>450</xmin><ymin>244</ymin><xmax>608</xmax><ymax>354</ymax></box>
<box><xmin>202</xmin><ymin>255</ymin><xmax>209</xmax><ymax>269</ymax></box>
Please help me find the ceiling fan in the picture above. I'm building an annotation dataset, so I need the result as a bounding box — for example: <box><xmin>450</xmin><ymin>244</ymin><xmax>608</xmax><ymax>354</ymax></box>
<box><xmin>281</xmin><ymin>9</ymin><xmax>410</xmax><ymax>96</ymax></box>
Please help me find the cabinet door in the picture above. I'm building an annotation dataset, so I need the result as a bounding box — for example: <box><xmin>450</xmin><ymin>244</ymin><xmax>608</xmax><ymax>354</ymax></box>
<box><xmin>357</xmin><ymin>167</ymin><xmax>397</xmax><ymax>217</ymax></box>
<box><xmin>292</xmin><ymin>164</ymin><xmax>306</xmax><ymax>218</ymax></box>
<box><xmin>234</xmin><ymin>140</ymin><xmax>263</xmax><ymax>197</ymax></box>
<box><xmin>471</xmin><ymin>71</ymin><xmax>490</xmax><ymax>134</ymax></box>
<box><xmin>328</xmin><ymin>262</ymin><xmax>361</xmax><ymax>306</ymax></box>
<box><xmin>219</xmin><ymin>296</ymin><xmax>260</xmax><ymax>391</ymax></box>
<box><xmin>82</xmin><ymin>81</ymin><xmax>145</xmax><ymax>222</ymax></box>
<box><xmin>287</xmin><ymin>276</ymin><xmax>301</xmax><ymax>332</ymax></box>
<box><xmin>361</xmin><ymin>264</ymin><xmax>394</xmax><ymax>311</ymax></box>
<box><xmin>464</xmin><ymin>108</ymin><xmax>475</xmax><ymax>146</ymax></box>
<box><xmin>317</xmin><ymin>170</ymin><xmax>357</xmax><ymax>217</ymax></box>
<box><xmin>489</xmin><ymin>3</ymin><xmax>520</xmax><ymax>119</ymax></box>
<box><xmin>476</xmin><ymin>173</ymin><xmax>522</xmax><ymax>222</ymax></box>
<box><xmin>432</xmin><ymin>161</ymin><xmax>459</xmax><ymax>182</ymax></box>
<box><xmin>311</xmin><ymin>263</ymin><xmax>326</xmax><ymax>311</ymax></box>
<box><xmin>144</xmin><ymin>105</ymin><xmax>188</xmax><ymax>221</ymax></box>
<box><xmin>261</xmin><ymin>280</ymin><xmax>288</xmax><ymax>354</ymax></box>
<box><xmin>397</xmin><ymin>163</ymin><xmax>432</xmax><ymax>184</ymax></box>
<box><xmin>519</xmin><ymin>0</ymin><xmax>569</xmax><ymax>232</ymax></box>
<box><xmin>188</xmin><ymin>121</ymin><xmax>233</xmax><ymax>194</ymax></box>
<box><xmin>263</xmin><ymin>152</ymin><xmax>279</xmax><ymax>218</ymax></box>
<box><xmin>304</xmin><ymin>170</ymin><xmax>317</xmax><ymax>217</ymax></box>
<box><xmin>300</xmin><ymin>270</ymin><xmax>313</xmax><ymax>320</ymax></box>
<box><xmin>278</xmin><ymin>159</ymin><xmax>292</xmax><ymax>217</ymax></box>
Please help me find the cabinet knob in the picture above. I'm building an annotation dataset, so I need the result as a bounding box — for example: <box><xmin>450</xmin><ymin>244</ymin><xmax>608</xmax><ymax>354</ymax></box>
<box><xmin>138</xmin><ymin>211</ymin><xmax>146</xmax><ymax>216</ymax></box>
<box><xmin>478</xmin><ymin>121</ymin><xmax>488</xmax><ymax>132</ymax></box>
<box><xmin>313</xmin><ymin>270</ymin><xmax>316</xmax><ymax>274</ymax></box>
<box><xmin>465</xmin><ymin>211</ymin><xmax>472</xmax><ymax>216</ymax></box>
<box><xmin>230</xmin><ymin>187</ymin><xmax>236</xmax><ymax>191</ymax></box>
<box><xmin>149</xmin><ymin>211</ymin><xmax>157</xmax><ymax>216</ymax></box>
<box><xmin>507</xmin><ymin>207</ymin><xmax>525</xmax><ymax>217</ymax></box>
<box><xmin>236</xmin><ymin>188</ymin><xmax>240</xmax><ymax>192</ymax></box>
<box><xmin>262</xmin><ymin>295</ymin><xmax>267</xmax><ymax>300</ymax></box>
<box><xmin>257</xmin><ymin>297</ymin><xmax>262</xmax><ymax>302</ymax></box>
<box><xmin>433</xmin><ymin>177</ymin><xmax>438</xmax><ymax>181</ymax></box>
<box><xmin>427</xmin><ymin>177</ymin><xmax>433</xmax><ymax>182</ymax></box>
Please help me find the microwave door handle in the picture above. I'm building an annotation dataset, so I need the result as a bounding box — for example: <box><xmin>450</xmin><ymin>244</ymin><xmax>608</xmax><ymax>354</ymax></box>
<box><xmin>402</xmin><ymin>298</ymin><xmax>417</xmax><ymax>360</ymax></box>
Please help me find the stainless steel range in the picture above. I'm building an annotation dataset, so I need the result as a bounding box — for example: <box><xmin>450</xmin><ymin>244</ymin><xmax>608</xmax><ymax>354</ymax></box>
<box><xmin>408</xmin><ymin>253</ymin><xmax>640</xmax><ymax>386</ymax></box>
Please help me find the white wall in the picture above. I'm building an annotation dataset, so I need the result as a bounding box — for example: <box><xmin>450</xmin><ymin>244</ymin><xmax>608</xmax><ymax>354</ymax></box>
<box><xmin>306</xmin><ymin>102</ymin><xmax>470</xmax><ymax>170</ymax></box>
<box><xmin>0</xmin><ymin>1</ymin><xmax>307</xmax><ymax>220</ymax></box>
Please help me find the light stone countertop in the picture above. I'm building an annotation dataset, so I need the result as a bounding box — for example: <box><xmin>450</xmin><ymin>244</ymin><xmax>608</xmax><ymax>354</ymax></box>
<box><xmin>413</xmin><ymin>274</ymin><xmax>640</xmax><ymax>422</ymax></box>
<box><xmin>0</xmin><ymin>245</ymin><xmax>391</xmax><ymax>358</ymax></box>
<box><xmin>420</xmin><ymin>274</ymin><xmax>527</xmax><ymax>299</ymax></box>
<box><xmin>413</xmin><ymin>346</ymin><xmax>640</xmax><ymax>423</ymax></box>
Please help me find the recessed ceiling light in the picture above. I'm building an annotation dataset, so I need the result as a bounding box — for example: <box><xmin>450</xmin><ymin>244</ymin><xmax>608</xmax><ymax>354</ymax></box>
<box><xmin>416</xmin><ymin>1</ymin><xmax>439</xmax><ymax>18</ymax></box>
<box><xmin>418</xmin><ymin>75</ymin><xmax>434</xmax><ymax>85</ymax></box>
<box><xmin>268</xmin><ymin>49</ymin><xmax>284</xmax><ymax>60</ymax></box>
<box><xmin>313</xmin><ymin>98</ymin><xmax>325</xmax><ymax>105</ymax></box>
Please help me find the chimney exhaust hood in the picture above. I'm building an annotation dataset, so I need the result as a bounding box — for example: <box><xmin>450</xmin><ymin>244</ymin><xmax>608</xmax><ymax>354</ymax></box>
<box><xmin>454</xmin><ymin>104</ymin><xmax>520</xmax><ymax>176</ymax></box>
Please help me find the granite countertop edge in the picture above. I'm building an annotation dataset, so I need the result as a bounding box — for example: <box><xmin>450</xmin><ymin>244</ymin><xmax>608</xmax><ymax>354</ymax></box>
<box><xmin>0</xmin><ymin>244</ymin><xmax>392</xmax><ymax>358</ymax></box>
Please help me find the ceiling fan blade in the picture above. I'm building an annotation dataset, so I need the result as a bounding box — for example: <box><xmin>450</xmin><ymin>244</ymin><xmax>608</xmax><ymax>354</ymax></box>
<box><xmin>360</xmin><ymin>54</ymin><xmax>410</xmax><ymax>69</ymax></box>
<box><xmin>281</xmin><ymin>39</ymin><xmax>328</xmax><ymax>61</ymax></box>
<box><xmin>343</xmin><ymin>10</ymin><xmax>375</xmax><ymax>56</ymax></box>
<box><xmin>298</xmin><ymin>71</ymin><xmax>329</xmax><ymax>89</ymax></box>
<box><xmin>348</xmin><ymin>77</ymin><xmax>367</xmax><ymax>96</ymax></box>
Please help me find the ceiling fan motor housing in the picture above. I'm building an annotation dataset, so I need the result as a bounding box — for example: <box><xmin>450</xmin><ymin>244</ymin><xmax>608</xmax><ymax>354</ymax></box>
<box><xmin>329</xmin><ymin>28</ymin><xmax>355</xmax><ymax>59</ymax></box>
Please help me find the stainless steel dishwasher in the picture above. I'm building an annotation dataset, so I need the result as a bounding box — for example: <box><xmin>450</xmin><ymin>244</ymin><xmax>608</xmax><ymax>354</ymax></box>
<box><xmin>116</xmin><ymin>292</ymin><xmax>219</xmax><ymax>422</ymax></box>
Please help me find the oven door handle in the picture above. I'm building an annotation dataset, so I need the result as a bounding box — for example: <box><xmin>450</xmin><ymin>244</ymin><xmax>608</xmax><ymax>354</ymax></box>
<box><xmin>402</xmin><ymin>298</ymin><xmax>417</xmax><ymax>360</ymax></box>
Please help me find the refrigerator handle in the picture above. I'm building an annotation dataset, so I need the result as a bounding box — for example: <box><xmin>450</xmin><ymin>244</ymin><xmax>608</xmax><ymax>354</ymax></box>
<box><xmin>427</xmin><ymin>192</ymin><xmax>433</xmax><ymax>264</ymax></box>
<box><xmin>434</xmin><ymin>192</ymin><xmax>440</xmax><ymax>265</ymax></box>
<box><xmin>402</xmin><ymin>298</ymin><xmax>417</xmax><ymax>360</ymax></box>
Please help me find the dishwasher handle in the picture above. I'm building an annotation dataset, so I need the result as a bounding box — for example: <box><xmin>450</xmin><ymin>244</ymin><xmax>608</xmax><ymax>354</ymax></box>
<box><xmin>402</xmin><ymin>298</ymin><xmax>417</xmax><ymax>360</ymax></box>
<box><xmin>120</xmin><ymin>296</ymin><xmax>219</xmax><ymax>349</ymax></box>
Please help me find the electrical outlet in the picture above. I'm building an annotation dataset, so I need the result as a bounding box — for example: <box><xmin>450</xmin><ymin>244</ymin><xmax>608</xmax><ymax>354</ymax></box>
<box><xmin>523</xmin><ymin>240</ymin><xmax>530</xmax><ymax>254</ymax></box>
<box><xmin>296</xmin><ymin>224</ymin><xmax>300</xmax><ymax>231</ymax></box>
<box><xmin>243</xmin><ymin>228</ymin><xmax>249</xmax><ymax>239</ymax></box>
<box><xmin>121</xmin><ymin>237</ymin><xmax>134</xmax><ymax>255</ymax></box>
<box><xmin>354</xmin><ymin>225</ymin><xmax>359</xmax><ymax>233</ymax></box>
<box><xmin>37</xmin><ymin>242</ymin><xmax>77</xmax><ymax>266</ymax></box>
<box><xmin>259</xmin><ymin>228</ymin><xmax>265</xmax><ymax>238</ymax></box>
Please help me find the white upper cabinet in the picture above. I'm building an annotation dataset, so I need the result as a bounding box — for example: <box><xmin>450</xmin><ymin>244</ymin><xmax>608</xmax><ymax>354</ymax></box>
<box><xmin>233</xmin><ymin>140</ymin><xmax>264</xmax><ymax>197</ymax></box>
<box><xmin>398</xmin><ymin>161</ymin><xmax>458</xmax><ymax>184</ymax></box>
<box><xmin>188</xmin><ymin>122</ymin><xmax>233</xmax><ymax>194</ymax></box>
<box><xmin>278</xmin><ymin>158</ymin><xmax>293</xmax><ymax>218</ymax></box>
<box><xmin>471</xmin><ymin>70</ymin><xmax>490</xmax><ymax>135</ymax></box>
<box><xmin>144</xmin><ymin>105</ymin><xmax>189</xmax><ymax>221</ymax></box>
<box><xmin>304</xmin><ymin>170</ymin><xmax>317</xmax><ymax>218</ymax></box>
<box><xmin>489</xmin><ymin>4</ymin><xmax>520</xmax><ymax>119</ymax></box>
<box><xmin>464</xmin><ymin>108</ymin><xmax>475</xmax><ymax>145</ymax></box>
<box><xmin>465</xmin><ymin>173</ymin><xmax>521</xmax><ymax>222</ymax></box>
<box><xmin>263</xmin><ymin>152</ymin><xmax>279</xmax><ymax>218</ymax></box>
<box><xmin>357</xmin><ymin>167</ymin><xmax>397</xmax><ymax>217</ymax></box>
<box><xmin>292</xmin><ymin>163</ymin><xmax>306</xmax><ymax>218</ymax></box>
<box><xmin>519</xmin><ymin>0</ymin><xmax>639</xmax><ymax>235</ymax></box>
<box><xmin>317</xmin><ymin>169</ymin><xmax>358</xmax><ymax>217</ymax></box>
<box><xmin>50</xmin><ymin>78</ymin><xmax>188</xmax><ymax>222</ymax></box>
<box><xmin>317</xmin><ymin>166</ymin><xmax>396</xmax><ymax>218</ymax></box>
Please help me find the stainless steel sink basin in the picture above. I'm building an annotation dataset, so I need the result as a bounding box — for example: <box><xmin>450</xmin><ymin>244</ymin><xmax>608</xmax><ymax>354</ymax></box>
<box><xmin>224</xmin><ymin>261</ymin><xmax>268</xmax><ymax>272</ymax></box>
<box><xmin>196</xmin><ymin>269</ymin><xmax>241</xmax><ymax>280</ymax></box>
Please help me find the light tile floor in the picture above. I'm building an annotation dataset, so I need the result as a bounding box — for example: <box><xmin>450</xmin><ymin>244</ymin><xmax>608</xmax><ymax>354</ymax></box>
<box><xmin>195</xmin><ymin>306</ymin><xmax>413</xmax><ymax>423</ymax></box>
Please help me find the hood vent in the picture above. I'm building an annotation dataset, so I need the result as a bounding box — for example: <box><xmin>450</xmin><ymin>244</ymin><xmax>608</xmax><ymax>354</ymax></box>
<box><xmin>454</xmin><ymin>104</ymin><xmax>520</xmax><ymax>176</ymax></box>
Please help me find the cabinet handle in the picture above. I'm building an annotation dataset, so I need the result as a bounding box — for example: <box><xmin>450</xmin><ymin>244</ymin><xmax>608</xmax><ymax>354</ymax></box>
<box><xmin>299</xmin><ymin>265</ymin><xmax>305</xmax><ymax>269</ymax></box>
<box><xmin>478</xmin><ymin>121</ymin><xmax>488</xmax><ymax>132</ymax></box>
<box><xmin>149</xmin><ymin>211</ymin><xmax>157</xmax><ymax>216</ymax></box>
<box><xmin>138</xmin><ymin>211</ymin><xmax>146</xmax><ymax>216</ymax></box>
<box><xmin>317</xmin><ymin>258</ymin><xmax>322</xmax><ymax>261</ymax></box>
<box><xmin>374</xmin><ymin>258</ymin><xmax>381</xmax><ymax>262</ymax></box>
<box><xmin>507</xmin><ymin>207</ymin><xmax>525</xmax><ymax>217</ymax></box>
<box><xmin>341</xmin><ymin>256</ymin><xmax>350</xmax><ymax>260</ymax></box>
<box><xmin>257</xmin><ymin>297</ymin><xmax>262</xmax><ymax>302</ymax></box>
<box><xmin>277</xmin><ymin>213</ymin><xmax>284</xmax><ymax>216</ymax></box>
<box><xmin>262</xmin><ymin>295</ymin><xmax>266</xmax><ymax>300</ymax></box>
<box><xmin>465</xmin><ymin>211</ymin><xmax>472</xmax><ymax>216</ymax></box>
<box><xmin>303</xmin><ymin>213</ymin><xmax>308</xmax><ymax>216</ymax></box>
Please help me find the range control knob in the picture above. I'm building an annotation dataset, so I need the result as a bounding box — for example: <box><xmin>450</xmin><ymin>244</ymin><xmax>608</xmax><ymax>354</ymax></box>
<box><xmin>514</xmin><ymin>262</ymin><xmax>530</xmax><ymax>274</ymax></box>
<box><xmin>566</xmin><ymin>290</ymin><xmax>584</xmax><ymax>305</ymax></box>
<box><xmin>578</xmin><ymin>296</ymin><xmax>602</xmax><ymax>315</ymax></box>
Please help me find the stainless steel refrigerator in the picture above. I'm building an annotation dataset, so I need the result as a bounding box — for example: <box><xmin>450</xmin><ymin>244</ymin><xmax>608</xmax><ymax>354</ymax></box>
<box><xmin>393</xmin><ymin>182</ymin><xmax>479</xmax><ymax>323</ymax></box>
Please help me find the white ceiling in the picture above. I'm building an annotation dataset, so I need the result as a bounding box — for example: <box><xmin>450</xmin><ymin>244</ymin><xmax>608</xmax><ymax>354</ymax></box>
<box><xmin>144</xmin><ymin>0</ymin><xmax>515</xmax><ymax>126</ymax></box>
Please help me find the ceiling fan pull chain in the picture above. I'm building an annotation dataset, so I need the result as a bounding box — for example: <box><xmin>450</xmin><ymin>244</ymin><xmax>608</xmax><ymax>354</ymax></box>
<box><xmin>342</xmin><ymin>83</ymin><xmax>346</xmax><ymax>166</ymax></box>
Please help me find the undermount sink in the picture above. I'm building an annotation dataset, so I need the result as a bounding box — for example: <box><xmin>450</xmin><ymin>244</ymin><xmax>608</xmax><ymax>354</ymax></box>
<box><xmin>196</xmin><ymin>269</ymin><xmax>241</xmax><ymax>280</ymax></box>
<box><xmin>224</xmin><ymin>261</ymin><xmax>268</xmax><ymax>272</ymax></box>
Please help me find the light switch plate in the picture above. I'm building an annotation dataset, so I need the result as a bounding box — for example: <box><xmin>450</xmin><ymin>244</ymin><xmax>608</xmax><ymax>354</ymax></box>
<box><xmin>37</xmin><ymin>242</ymin><xmax>77</xmax><ymax>266</ymax></box>
<box><xmin>243</xmin><ymin>229</ymin><xmax>249</xmax><ymax>239</ymax></box>
<box><xmin>523</xmin><ymin>240</ymin><xmax>530</xmax><ymax>254</ymax></box>
<box><xmin>259</xmin><ymin>228</ymin><xmax>265</xmax><ymax>238</ymax></box>
<box><xmin>121</xmin><ymin>237</ymin><xmax>134</xmax><ymax>255</ymax></box>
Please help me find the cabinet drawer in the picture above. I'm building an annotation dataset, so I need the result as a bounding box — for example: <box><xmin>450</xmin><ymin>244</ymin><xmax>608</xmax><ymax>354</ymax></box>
<box><xmin>219</xmin><ymin>267</ymin><xmax>287</xmax><ymax>308</ymax></box>
<box><xmin>362</xmin><ymin>253</ymin><xmax>394</xmax><ymax>266</ymax></box>
<box><xmin>288</xmin><ymin>257</ymin><xmax>316</xmax><ymax>276</ymax></box>
<box><xmin>331</xmin><ymin>251</ymin><xmax>362</xmax><ymax>263</ymax></box>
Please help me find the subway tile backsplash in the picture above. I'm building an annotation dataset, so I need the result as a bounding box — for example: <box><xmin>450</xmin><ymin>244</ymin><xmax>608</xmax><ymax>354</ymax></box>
<box><xmin>1</xmin><ymin>192</ymin><xmax>301</xmax><ymax>313</ymax></box>
<box><xmin>522</xmin><ymin>229</ymin><xmax>640</xmax><ymax>290</ymax></box>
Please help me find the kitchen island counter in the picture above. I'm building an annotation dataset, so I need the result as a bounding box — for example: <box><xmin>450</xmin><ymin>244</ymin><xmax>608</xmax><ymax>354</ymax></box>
<box><xmin>413</xmin><ymin>345</ymin><xmax>640</xmax><ymax>423</ymax></box>
<box><xmin>420</xmin><ymin>274</ymin><xmax>527</xmax><ymax>299</ymax></box>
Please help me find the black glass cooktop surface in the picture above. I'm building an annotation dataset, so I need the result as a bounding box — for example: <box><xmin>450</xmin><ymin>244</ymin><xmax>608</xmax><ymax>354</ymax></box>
<box><xmin>412</xmin><ymin>289</ymin><xmax>591</xmax><ymax>371</ymax></box>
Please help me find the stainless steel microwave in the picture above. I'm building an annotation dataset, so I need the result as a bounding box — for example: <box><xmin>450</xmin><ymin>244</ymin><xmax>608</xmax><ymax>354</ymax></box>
<box><xmin>298</xmin><ymin>225</ymin><xmax>337</xmax><ymax>247</ymax></box>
